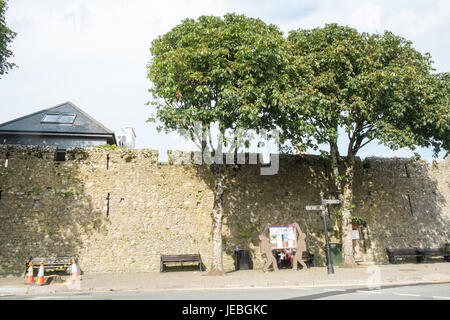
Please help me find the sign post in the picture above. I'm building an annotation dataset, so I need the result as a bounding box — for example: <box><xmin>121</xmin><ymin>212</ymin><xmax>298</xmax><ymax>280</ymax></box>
<box><xmin>320</xmin><ymin>191</ymin><xmax>334</xmax><ymax>275</ymax></box>
<box><xmin>305</xmin><ymin>190</ymin><xmax>340</xmax><ymax>275</ymax></box>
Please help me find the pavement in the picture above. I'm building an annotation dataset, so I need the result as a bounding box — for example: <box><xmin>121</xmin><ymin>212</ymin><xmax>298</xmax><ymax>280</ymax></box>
<box><xmin>0</xmin><ymin>262</ymin><xmax>449</xmax><ymax>297</ymax></box>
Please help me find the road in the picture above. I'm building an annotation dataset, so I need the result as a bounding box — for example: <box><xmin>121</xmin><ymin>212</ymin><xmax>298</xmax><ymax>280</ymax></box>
<box><xmin>1</xmin><ymin>282</ymin><xmax>449</xmax><ymax>300</ymax></box>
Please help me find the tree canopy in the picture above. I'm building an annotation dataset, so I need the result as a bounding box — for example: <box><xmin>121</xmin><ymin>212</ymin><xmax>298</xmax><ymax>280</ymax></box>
<box><xmin>283</xmin><ymin>23</ymin><xmax>449</xmax><ymax>158</ymax></box>
<box><xmin>147</xmin><ymin>13</ymin><xmax>293</xmax><ymax>148</ymax></box>
<box><xmin>0</xmin><ymin>0</ymin><xmax>16</xmax><ymax>78</ymax></box>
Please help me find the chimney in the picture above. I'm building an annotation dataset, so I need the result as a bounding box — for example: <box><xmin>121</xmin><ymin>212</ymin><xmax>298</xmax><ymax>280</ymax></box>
<box><xmin>116</xmin><ymin>127</ymin><xmax>136</xmax><ymax>149</ymax></box>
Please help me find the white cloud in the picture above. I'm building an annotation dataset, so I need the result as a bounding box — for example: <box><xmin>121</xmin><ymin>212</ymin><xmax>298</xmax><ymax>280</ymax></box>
<box><xmin>348</xmin><ymin>0</ymin><xmax>383</xmax><ymax>31</ymax></box>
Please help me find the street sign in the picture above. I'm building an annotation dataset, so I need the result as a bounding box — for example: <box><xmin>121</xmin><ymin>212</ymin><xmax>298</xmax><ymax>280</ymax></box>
<box><xmin>305</xmin><ymin>205</ymin><xmax>324</xmax><ymax>211</ymax></box>
<box><xmin>325</xmin><ymin>199</ymin><xmax>340</xmax><ymax>205</ymax></box>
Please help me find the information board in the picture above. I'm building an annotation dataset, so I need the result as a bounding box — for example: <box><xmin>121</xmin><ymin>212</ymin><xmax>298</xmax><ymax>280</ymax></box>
<box><xmin>269</xmin><ymin>224</ymin><xmax>297</xmax><ymax>249</ymax></box>
<box><xmin>352</xmin><ymin>229</ymin><xmax>360</xmax><ymax>240</ymax></box>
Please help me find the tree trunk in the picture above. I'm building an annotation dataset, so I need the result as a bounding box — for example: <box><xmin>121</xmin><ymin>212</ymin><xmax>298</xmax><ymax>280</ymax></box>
<box><xmin>207</xmin><ymin>165</ymin><xmax>226</xmax><ymax>276</ymax></box>
<box><xmin>330</xmin><ymin>143</ymin><xmax>341</xmax><ymax>195</ymax></box>
<box><xmin>340</xmin><ymin>155</ymin><xmax>357</xmax><ymax>267</ymax></box>
<box><xmin>329</xmin><ymin>142</ymin><xmax>344</xmax><ymax>240</ymax></box>
<box><xmin>329</xmin><ymin>143</ymin><xmax>357</xmax><ymax>267</ymax></box>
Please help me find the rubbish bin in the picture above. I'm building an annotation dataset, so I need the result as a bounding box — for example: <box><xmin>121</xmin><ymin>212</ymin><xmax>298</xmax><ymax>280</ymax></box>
<box><xmin>445</xmin><ymin>243</ymin><xmax>450</xmax><ymax>253</ymax></box>
<box><xmin>236</xmin><ymin>250</ymin><xmax>251</xmax><ymax>270</ymax></box>
<box><xmin>329</xmin><ymin>243</ymin><xmax>342</xmax><ymax>266</ymax></box>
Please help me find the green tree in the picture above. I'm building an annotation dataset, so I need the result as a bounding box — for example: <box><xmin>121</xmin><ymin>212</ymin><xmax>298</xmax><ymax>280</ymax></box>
<box><xmin>146</xmin><ymin>13</ymin><xmax>292</xmax><ymax>274</ymax></box>
<box><xmin>283</xmin><ymin>24</ymin><xmax>449</xmax><ymax>267</ymax></box>
<box><xmin>0</xmin><ymin>0</ymin><xmax>16</xmax><ymax>78</ymax></box>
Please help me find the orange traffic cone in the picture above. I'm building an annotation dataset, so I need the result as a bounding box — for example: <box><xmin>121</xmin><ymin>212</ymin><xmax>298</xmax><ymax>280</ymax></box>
<box><xmin>70</xmin><ymin>259</ymin><xmax>80</xmax><ymax>281</ymax></box>
<box><xmin>35</xmin><ymin>261</ymin><xmax>45</xmax><ymax>285</ymax></box>
<box><xmin>25</xmin><ymin>262</ymin><xmax>34</xmax><ymax>285</ymax></box>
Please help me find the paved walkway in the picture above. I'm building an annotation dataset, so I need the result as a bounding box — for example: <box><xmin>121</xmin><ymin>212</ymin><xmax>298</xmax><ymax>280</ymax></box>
<box><xmin>0</xmin><ymin>262</ymin><xmax>449</xmax><ymax>297</ymax></box>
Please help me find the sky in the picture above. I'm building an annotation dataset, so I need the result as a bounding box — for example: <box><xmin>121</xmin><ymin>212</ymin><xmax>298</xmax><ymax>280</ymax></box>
<box><xmin>0</xmin><ymin>0</ymin><xmax>448</xmax><ymax>162</ymax></box>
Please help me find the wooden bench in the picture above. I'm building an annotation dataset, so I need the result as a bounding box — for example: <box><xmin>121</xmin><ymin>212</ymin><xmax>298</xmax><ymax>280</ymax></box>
<box><xmin>24</xmin><ymin>256</ymin><xmax>77</xmax><ymax>277</ymax></box>
<box><xmin>386</xmin><ymin>247</ymin><xmax>450</xmax><ymax>264</ymax></box>
<box><xmin>416</xmin><ymin>247</ymin><xmax>450</xmax><ymax>263</ymax></box>
<box><xmin>386</xmin><ymin>248</ymin><xmax>423</xmax><ymax>264</ymax></box>
<box><xmin>160</xmin><ymin>254</ymin><xmax>203</xmax><ymax>272</ymax></box>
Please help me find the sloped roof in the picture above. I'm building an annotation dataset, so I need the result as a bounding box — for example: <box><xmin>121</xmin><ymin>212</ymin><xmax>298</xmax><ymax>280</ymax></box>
<box><xmin>0</xmin><ymin>101</ymin><xmax>114</xmax><ymax>135</ymax></box>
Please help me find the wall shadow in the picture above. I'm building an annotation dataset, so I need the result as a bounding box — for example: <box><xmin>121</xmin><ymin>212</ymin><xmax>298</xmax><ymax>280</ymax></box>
<box><xmin>190</xmin><ymin>153</ymin><xmax>449</xmax><ymax>269</ymax></box>
<box><xmin>353</xmin><ymin>157</ymin><xmax>449</xmax><ymax>263</ymax></box>
<box><xmin>190</xmin><ymin>153</ymin><xmax>339</xmax><ymax>270</ymax></box>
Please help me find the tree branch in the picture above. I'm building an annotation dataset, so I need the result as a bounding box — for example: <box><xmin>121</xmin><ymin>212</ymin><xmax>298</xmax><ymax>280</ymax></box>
<box><xmin>189</xmin><ymin>130</ymin><xmax>203</xmax><ymax>151</ymax></box>
<box><xmin>206</xmin><ymin>124</ymin><xmax>216</xmax><ymax>154</ymax></box>
<box><xmin>354</xmin><ymin>137</ymin><xmax>375</xmax><ymax>153</ymax></box>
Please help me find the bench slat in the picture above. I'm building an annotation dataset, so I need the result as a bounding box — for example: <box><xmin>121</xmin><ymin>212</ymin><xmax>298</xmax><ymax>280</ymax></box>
<box><xmin>162</xmin><ymin>257</ymin><xmax>199</xmax><ymax>260</ymax></box>
<box><xmin>417</xmin><ymin>248</ymin><xmax>443</xmax><ymax>255</ymax></box>
<box><xmin>162</xmin><ymin>256</ymin><xmax>199</xmax><ymax>258</ymax></box>
<box><xmin>161</xmin><ymin>254</ymin><xmax>200</xmax><ymax>262</ymax></box>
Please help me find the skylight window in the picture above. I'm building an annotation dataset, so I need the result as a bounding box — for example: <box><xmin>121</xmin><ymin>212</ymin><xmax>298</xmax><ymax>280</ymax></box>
<box><xmin>41</xmin><ymin>113</ymin><xmax>76</xmax><ymax>124</ymax></box>
<box><xmin>41</xmin><ymin>114</ymin><xmax>60</xmax><ymax>123</ymax></box>
<box><xmin>59</xmin><ymin>114</ymin><xmax>76</xmax><ymax>123</ymax></box>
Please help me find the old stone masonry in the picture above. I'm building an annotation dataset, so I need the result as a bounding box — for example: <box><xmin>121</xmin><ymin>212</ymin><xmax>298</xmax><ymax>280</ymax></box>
<box><xmin>0</xmin><ymin>145</ymin><xmax>449</xmax><ymax>275</ymax></box>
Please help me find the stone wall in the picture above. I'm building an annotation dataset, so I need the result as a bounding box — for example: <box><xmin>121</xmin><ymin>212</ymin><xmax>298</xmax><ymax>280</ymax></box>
<box><xmin>0</xmin><ymin>145</ymin><xmax>448</xmax><ymax>275</ymax></box>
